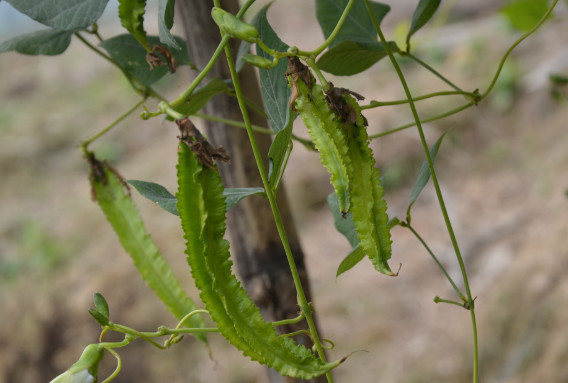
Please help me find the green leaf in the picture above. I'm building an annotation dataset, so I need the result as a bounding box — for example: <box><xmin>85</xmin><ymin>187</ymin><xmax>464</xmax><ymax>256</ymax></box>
<box><xmin>251</xmin><ymin>4</ymin><xmax>290</xmax><ymax>133</ymax></box>
<box><xmin>406</xmin><ymin>0</ymin><xmax>441</xmax><ymax>48</ymax></box>
<box><xmin>317</xmin><ymin>40</ymin><xmax>399</xmax><ymax>76</ymax></box>
<box><xmin>268</xmin><ymin>116</ymin><xmax>293</xmax><ymax>191</ymax></box>
<box><xmin>158</xmin><ymin>0</ymin><xmax>180</xmax><ymax>50</ymax></box>
<box><xmin>327</xmin><ymin>193</ymin><xmax>358</xmax><ymax>248</ymax></box>
<box><xmin>99</xmin><ymin>34</ymin><xmax>190</xmax><ymax>86</ymax></box>
<box><xmin>0</xmin><ymin>29</ymin><xmax>73</xmax><ymax>55</ymax></box>
<box><xmin>91</xmin><ymin>164</ymin><xmax>205</xmax><ymax>341</ymax></box>
<box><xmin>5</xmin><ymin>0</ymin><xmax>109</xmax><ymax>30</ymax></box>
<box><xmin>171</xmin><ymin>78</ymin><xmax>229</xmax><ymax>116</ymax></box>
<box><xmin>501</xmin><ymin>0</ymin><xmax>549</xmax><ymax>32</ymax></box>
<box><xmin>128</xmin><ymin>179</ymin><xmax>263</xmax><ymax>215</ymax></box>
<box><xmin>118</xmin><ymin>0</ymin><xmax>149</xmax><ymax>50</ymax></box>
<box><xmin>88</xmin><ymin>308</ymin><xmax>109</xmax><ymax>326</ymax></box>
<box><xmin>316</xmin><ymin>0</ymin><xmax>390</xmax><ymax>47</ymax></box>
<box><xmin>93</xmin><ymin>292</ymin><xmax>110</xmax><ymax>320</ymax></box>
<box><xmin>406</xmin><ymin>130</ymin><xmax>448</xmax><ymax>218</ymax></box>
<box><xmin>336</xmin><ymin>245</ymin><xmax>365</xmax><ymax>277</ymax></box>
<box><xmin>127</xmin><ymin>180</ymin><xmax>178</xmax><ymax>215</ymax></box>
<box><xmin>223</xmin><ymin>187</ymin><xmax>266</xmax><ymax>211</ymax></box>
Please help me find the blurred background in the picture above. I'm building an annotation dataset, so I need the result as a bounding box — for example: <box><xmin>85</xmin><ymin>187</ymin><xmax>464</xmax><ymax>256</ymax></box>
<box><xmin>1</xmin><ymin>0</ymin><xmax>568</xmax><ymax>382</ymax></box>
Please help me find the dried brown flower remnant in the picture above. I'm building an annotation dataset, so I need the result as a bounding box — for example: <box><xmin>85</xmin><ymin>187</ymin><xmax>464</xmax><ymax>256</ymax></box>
<box><xmin>176</xmin><ymin>118</ymin><xmax>230</xmax><ymax>171</ymax></box>
<box><xmin>286</xmin><ymin>57</ymin><xmax>314</xmax><ymax>110</ymax></box>
<box><xmin>324</xmin><ymin>82</ymin><xmax>367</xmax><ymax>127</ymax></box>
<box><xmin>86</xmin><ymin>152</ymin><xmax>130</xmax><ymax>201</ymax></box>
<box><xmin>146</xmin><ymin>45</ymin><xmax>178</xmax><ymax>73</ymax></box>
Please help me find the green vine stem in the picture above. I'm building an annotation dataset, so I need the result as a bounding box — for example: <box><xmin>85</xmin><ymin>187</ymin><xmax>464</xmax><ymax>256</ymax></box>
<box><xmin>364</xmin><ymin>1</ymin><xmax>478</xmax><ymax>382</ymax></box>
<box><xmin>100</xmin><ymin>347</ymin><xmax>122</xmax><ymax>383</ymax></box>
<box><xmin>362</xmin><ymin>90</ymin><xmax>476</xmax><ymax>109</ymax></box>
<box><xmin>306</xmin><ymin>57</ymin><xmax>330</xmax><ymax>90</ymax></box>
<box><xmin>369</xmin><ymin>101</ymin><xmax>474</xmax><ymax>139</ymax></box>
<box><xmin>218</xmin><ymin>10</ymin><xmax>334</xmax><ymax>383</ymax></box>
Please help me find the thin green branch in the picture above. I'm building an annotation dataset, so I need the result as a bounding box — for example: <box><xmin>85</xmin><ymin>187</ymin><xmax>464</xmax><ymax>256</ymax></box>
<box><xmin>407</xmin><ymin>224</ymin><xmax>465</xmax><ymax>301</ymax></box>
<box><xmin>433</xmin><ymin>296</ymin><xmax>465</xmax><ymax>308</ymax></box>
<box><xmin>221</xmin><ymin>23</ymin><xmax>334</xmax><ymax>383</ymax></box>
<box><xmin>80</xmin><ymin>98</ymin><xmax>146</xmax><ymax>151</ymax></box>
<box><xmin>362</xmin><ymin>90</ymin><xmax>474</xmax><ymax>109</ymax></box>
<box><xmin>100</xmin><ymin>347</ymin><xmax>122</xmax><ymax>383</ymax></box>
<box><xmin>405</xmin><ymin>52</ymin><xmax>464</xmax><ymax>92</ymax></box>
<box><xmin>368</xmin><ymin>101</ymin><xmax>474</xmax><ymax>139</ymax></box>
<box><xmin>75</xmin><ymin>32</ymin><xmax>120</xmax><ymax>70</ymax></box>
<box><xmin>75</xmin><ymin>32</ymin><xmax>164</xmax><ymax>100</ymax></box>
<box><xmin>364</xmin><ymin>1</ymin><xmax>477</xmax><ymax>381</ymax></box>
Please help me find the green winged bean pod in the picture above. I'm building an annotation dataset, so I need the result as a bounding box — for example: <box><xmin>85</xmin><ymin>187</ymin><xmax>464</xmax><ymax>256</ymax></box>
<box><xmin>287</xmin><ymin>58</ymin><xmax>351</xmax><ymax>214</ymax></box>
<box><xmin>87</xmin><ymin>155</ymin><xmax>207</xmax><ymax>337</ymax></box>
<box><xmin>211</xmin><ymin>7</ymin><xmax>259</xmax><ymax>43</ymax></box>
<box><xmin>287</xmin><ymin>58</ymin><xmax>394</xmax><ymax>276</ymax></box>
<box><xmin>343</xmin><ymin>96</ymin><xmax>395</xmax><ymax>276</ymax></box>
<box><xmin>176</xmin><ymin>143</ymin><xmax>341</xmax><ymax>379</ymax></box>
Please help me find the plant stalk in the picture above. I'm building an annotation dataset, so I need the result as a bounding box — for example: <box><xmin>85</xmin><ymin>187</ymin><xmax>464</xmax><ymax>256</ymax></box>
<box><xmin>221</xmin><ymin>17</ymin><xmax>334</xmax><ymax>383</ymax></box>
